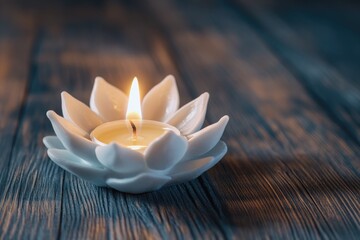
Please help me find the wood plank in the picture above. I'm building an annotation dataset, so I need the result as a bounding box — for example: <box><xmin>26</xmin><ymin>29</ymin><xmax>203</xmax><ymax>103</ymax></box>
<box><xmin>1</xmin><ymin>1</ymin><xmax>359</xmax><ymax>239</ymax></box>
<box><xmin>142</xmin><ymin>0</ymin><xmax>360</xmax><ymax>238</ymax></box>
<box><xmin>0</xmin><ymin>7</ymin><xmax>65</xmax><ymax>240</ymax></box>
<box><xmin>230</xmin><ymin>0</ymin><xmax>360</xmax><ymax>144</ymax></box>
<box><xmin>0</xmin><ymin>7</ymin><xmax>34</xmax><ymax>173</ymax></box>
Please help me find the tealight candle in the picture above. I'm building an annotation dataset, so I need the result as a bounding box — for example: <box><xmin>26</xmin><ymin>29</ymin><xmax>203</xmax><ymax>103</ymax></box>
<box><xmin>90</xmin><ymin>77</ymin><xmax>179</xmax><ymax>153</ymax></box>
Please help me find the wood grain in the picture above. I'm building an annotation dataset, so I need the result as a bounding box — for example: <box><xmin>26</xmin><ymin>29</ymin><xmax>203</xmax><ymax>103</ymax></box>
<box><xmin>231</xmin><ymin>0</ymin><xmax>360</xmax><ymax>144</ymax></box>
<box><xmin>142</xmin><ymin>0</ymin><xmax>360</xmax><ymax>238</ymax></box>
<box><xmin>0</xmin><ymin>0</ymin><xmax>359</xmax><ymax>239</ymax></box>
<box><xmin>0</xmin><ymin>7</ymin><xmax>64</xmax><ymax>240</ymax></box>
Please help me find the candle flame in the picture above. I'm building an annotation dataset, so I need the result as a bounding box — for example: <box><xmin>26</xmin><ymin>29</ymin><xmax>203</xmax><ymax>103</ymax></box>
<box><xmin>126</xmin><ymin>77</ymin><xmax>142</xmax><ymax>121</ymax></box>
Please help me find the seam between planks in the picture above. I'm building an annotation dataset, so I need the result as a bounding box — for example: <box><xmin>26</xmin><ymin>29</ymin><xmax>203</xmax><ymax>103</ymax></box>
<box><xmin>3</xmin><ymin>30</ymin><xmax>43</xmax><ymax>190</ymax></box>
<box><xmin>56</xmin><ymin>175</ymin><xmax>65</xmax><ymax>240</ymax></box>
<box><xmin>225</xmin><ymin>0</ymin><xmax>360</xmax><ymax>148</ymax></box>
<box><xmin>1</xmin><ymin>29</ymin><xmax>65</xmax><ymax>240</ymax></box>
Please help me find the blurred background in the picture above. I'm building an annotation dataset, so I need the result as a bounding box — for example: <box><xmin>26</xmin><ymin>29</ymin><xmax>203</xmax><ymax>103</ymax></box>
<box><xmin>1</xmin><ymin>0</ymin><xmax>359</xmax><ymax>150</ymax></box>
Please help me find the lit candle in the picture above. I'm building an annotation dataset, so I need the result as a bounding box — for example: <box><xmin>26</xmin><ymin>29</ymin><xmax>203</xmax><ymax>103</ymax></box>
<box><xmin>90</xmin><ymin>77</ymin><xmax>179</xmax><ymax>152</ymax></box>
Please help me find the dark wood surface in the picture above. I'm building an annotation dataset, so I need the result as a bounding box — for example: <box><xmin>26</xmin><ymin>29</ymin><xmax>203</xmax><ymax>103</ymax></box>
<box><xmin>0</xmin><ymin>0</ymin><xmax>359</xmax><ymax>239</ymax></box>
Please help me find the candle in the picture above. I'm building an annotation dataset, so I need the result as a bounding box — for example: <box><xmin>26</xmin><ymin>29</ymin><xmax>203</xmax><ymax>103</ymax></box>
<box><xmin>90</xmin><ymin>77</ymin><xmax>179</xmax><ymax>152</ymax></box>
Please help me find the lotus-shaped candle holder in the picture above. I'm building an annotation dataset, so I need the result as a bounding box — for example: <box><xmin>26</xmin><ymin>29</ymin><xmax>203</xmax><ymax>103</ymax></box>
<box><xmin>44</xmin><ymin>75</ymin><xmax>229</xmax><ymax>194</ymax></box>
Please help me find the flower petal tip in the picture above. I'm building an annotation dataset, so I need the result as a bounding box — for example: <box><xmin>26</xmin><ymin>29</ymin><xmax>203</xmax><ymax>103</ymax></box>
<box><xmin>90</xmin><ymin>76</ymin><xmax>128</xmax><ymax>121</ymax></box>
<box><xmin>46</xmin><ymin>110</ymin><xmax>55</xmax><ymax>119</ymax></box>
<box><xmin>220</xmin><ymin>115</ymin><xmax>230</xmax><ymax>125</ymax></box>
<box><xmin>145</xmin><ymin>130</ymin><xmax>188</xmax><ymax>170</ymax></box>
<box><xmin>95</xmin><ymin>142</ymin><xmax>144</xmax><ymax>174</ymax></box>
<box><xmin>43</xmin><ymin>136</ymin><xmax>64</xmax><ymax>149</ymax></box>
<box><xmin>61</xmin><ymin>91</ymin><xmax>103</xmax><ymax>133</ymax></box>
<box><xmin>168</xmin><ymin>141</ymin><xmax>227</xmax><ymax>184</ymax></box>
<box><xmin>184</xmin><ymin>115</ymin><xmax>229</xmax><ymax>159</ymax></box>
<box><xmin>94</xmin><ymin>76</ymin><xmax>106</xmax><ymax>83</ymax></box>
<box><xmin>46</xmin><ymin>111</ymin><xmax>101</xmax><ymax>165</ymax></box>
<box><xmin>142</xmin><ymin>75</ymin><xmax>180</xmax><ymax>121</ymax></box>
<box><xmin>167</xmin><ymin>92</ymin><xmax>210</xmax><ymax>135</ymax></box>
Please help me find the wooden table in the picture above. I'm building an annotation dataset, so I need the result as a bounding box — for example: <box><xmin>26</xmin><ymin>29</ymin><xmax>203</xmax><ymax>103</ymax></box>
<box><xmin>0</xmin><ymin>0</ymin><xmax>359</xmax><ymax>239</ymax></box>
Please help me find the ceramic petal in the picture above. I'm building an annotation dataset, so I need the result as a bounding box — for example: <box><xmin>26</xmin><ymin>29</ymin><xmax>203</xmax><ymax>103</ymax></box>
<box><xmin>168</xmin><ymin>141</ymin><xmax>227</xmax><ymax>184</ymax></box>
<box><xmin>47</xmin><ymin>111</ymin><xmax>101</xmax><ymax>166</ymax></box>
<box><xmin>166</xmin><ymin>92</ymin><xmax>209</xmax><ymax>135</ymax></box>
<box><xmin>48</xmin><ymin>148</ymin><xmax>107</xmax><ymax>186</ymax></box>
<box><xmin>96</xmin><ymin>143</ymin><xmax>145</xmax><ymax>174</ymax></box>
<box><xmin>90</xmin><ymin>77</ymin><xmax>128</xmax><ymax>121</ymax></box>
<box><xmin>106</xmin><ymin>173</ymin><xmax>171</xmax><ymax>194</ymax></box>
<box><xmin>62</xmin><ymin>91</ymin><xmax>103</xmax><ymax>133</ymax></box>
<box><xmin>45</xmin><ymin>76</ymin><xmax>229</xmax><ymax>193</ymax></box>
<box><xmin>183</xmin><ymin>115</ymin><xmax>229</xmax><ymax>160</ymax></box>
<box><xmin>43</xmin><ymin>136</ymin><xmax>64</xmax><ymax>149</ymax></box>
<box><xmin>144</xmin><ymin>131</ymin><xmax>188</xmax><ymax>170</ymax></box>
<box><xmin>142</xmin><ymin>75</ymin><xmax>179</xmax><ymax>122</ymax></box>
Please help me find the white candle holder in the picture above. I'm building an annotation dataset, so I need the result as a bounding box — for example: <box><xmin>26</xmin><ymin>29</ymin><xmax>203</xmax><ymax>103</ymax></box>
<box><xmin>44</xmin><ymin>75</ymin><xmax>229</xmax><ymax>194</ymax></box>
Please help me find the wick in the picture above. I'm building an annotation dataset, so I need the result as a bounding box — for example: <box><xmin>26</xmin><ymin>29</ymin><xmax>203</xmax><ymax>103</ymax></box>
<box><xmin>129</xmin><ymin>120</ymin><xmax>137</xmax><ymax>141</ymax></box>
